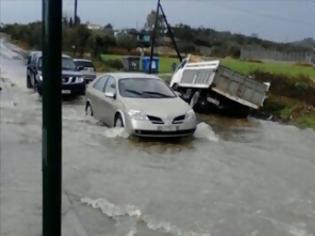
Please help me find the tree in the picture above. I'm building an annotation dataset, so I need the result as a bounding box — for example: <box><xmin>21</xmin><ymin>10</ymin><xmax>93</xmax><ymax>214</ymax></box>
<box><xmin>88</xmin><ymin>31</ymin><xmax>116</xmax><ymax>57</ymax></box>
<box><xmin>73</xmin><ymin>25</ymin><xmax>91</xmax><ymax>55</ymax></box>
<box><xmin>116</xmin><ymin>33</ymin><xmax>137</xmax><ymax>52</ymax></box>
<box><xmin>145</xmin><ymin>10</ymin><xmax>165</xmax><ymax>36</ymax></box>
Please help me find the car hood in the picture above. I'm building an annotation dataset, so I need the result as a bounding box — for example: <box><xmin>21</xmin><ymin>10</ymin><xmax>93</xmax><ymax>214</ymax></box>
<box><xmin>62</xmin><ymin>70</ymin><xmax>82</xmax><ymax>77</ymax></box>
<box><xmin>80</xmin><ymin>70</ymin><xmax>96</xmax><ymax>76</ymax></box>
<box><xmin>121</xmin><ymin>97</ymin><xmax>191</xmax><ymax>117</ymax></box>
<box><xmin>37</xmin><ymin>70</ymin><xmax>82</xmax><ymax>77</ymax></box>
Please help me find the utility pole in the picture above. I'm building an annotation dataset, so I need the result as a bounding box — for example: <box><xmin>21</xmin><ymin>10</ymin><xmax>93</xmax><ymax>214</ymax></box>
<box><xmin>159</xmin><ymin>3</ymin><xmax>182</xmax><ymax>62</ymax></box>
<box><xmin>42</xmin><ymin>0</ymin><xmax>62</xmax><ymax>235</ymax></box>
<box><xmin>149</xmin><ymin>0</ymin><xmax>160</xmax><ymax>73</ymax></box>
<box><xmin>74</xmin><ymin>0</ymin><xmax>78</xmax><ymax>24</ymax></box>
<box><xmin>149</xmin><ymin>0</ymin><xmax>182</xmax><ymax>73</ymax></box>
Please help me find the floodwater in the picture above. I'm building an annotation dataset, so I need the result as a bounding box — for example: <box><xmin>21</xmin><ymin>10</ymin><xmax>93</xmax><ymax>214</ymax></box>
<box><xmin>1</xmin><ymin>39</ymin><xmax>315</xmax><ymax>236</ymax></box>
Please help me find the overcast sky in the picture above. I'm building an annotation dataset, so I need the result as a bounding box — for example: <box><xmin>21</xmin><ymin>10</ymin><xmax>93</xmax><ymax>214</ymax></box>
<box><xmin>1</xmin><ymin>0</ymin><xmax>315</xmax><ymax>42</ymax></box>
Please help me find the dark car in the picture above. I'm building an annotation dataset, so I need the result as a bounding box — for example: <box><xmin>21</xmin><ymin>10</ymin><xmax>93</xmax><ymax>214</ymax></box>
<box><xmin>73</xmin><ymin>59</ymin><xmax>96</xmax><ymax>83</ymax></box>
<box><xmin>26</xmin><ymin>52</ymin><xmax>86</xmax><ymax>96</ymax></box>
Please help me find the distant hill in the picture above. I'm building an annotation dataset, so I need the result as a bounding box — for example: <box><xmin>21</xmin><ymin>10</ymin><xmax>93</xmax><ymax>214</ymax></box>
<box><xmin>291</xmin><ymin>38</ymin><xmax>315</xmax><ymax>49</ymax></box>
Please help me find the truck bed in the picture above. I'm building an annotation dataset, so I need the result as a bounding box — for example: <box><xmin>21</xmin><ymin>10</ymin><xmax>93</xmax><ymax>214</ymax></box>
<box><xmin>172</xmin><ymin>60</ymin><xmax>269</xmax><ymax>110</ymax></box>
<box><xmin>212</xmin><ymin>66</ymin><xmax>269</xmax><ymax>109</ymax></box>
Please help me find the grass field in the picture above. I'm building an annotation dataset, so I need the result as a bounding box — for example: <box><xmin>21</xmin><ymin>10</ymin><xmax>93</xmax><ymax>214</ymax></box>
<box><xmin>101</xmin><ymin>54</ymin><xmax>315</xmax><ymax>80</ymax></box>
<box><xmin>222</xmin><ymin>58</ymin><xmax>315</xmax><ymax>80</ymax></box>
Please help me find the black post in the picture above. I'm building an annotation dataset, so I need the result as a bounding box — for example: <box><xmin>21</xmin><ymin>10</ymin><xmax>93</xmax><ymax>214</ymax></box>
<box><xmin>149</xmin><ymin>0</ymin><xmax>160</xmax><ymax>73</ymax></box>
<box><xmin>74</xmin><ymin>0</ymin><xmax>78</xmax><ymax>24</ymax></box>
<box><xmin>42</xmin><ymin>0</ymin><xmax>62</xmax><ymax>235</ymax></box>
<box><xmin>159</xmin><ymin>3</ymin><xmax>182</xmax><ymax>62</ymax></box>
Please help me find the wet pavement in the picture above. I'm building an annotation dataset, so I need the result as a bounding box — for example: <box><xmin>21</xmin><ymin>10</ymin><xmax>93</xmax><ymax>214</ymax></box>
<box><xmin>1</xmin><ymin>39</ymin><xmax>315</xmax><ymax>236</ymax></box>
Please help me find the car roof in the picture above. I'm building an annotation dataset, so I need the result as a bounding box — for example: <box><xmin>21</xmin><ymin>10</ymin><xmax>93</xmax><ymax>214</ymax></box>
<box><xmin>73</xmin><ymin>58</ymin><xmax>92</xmax><ymax>62</ymax></box>
<box><xmin>31</xmin><ymin>52</ymin><xmax>72</xmax><ymax>59</ymax></box>
<box><xmin>106</xmin><ymin>72</ymin><xmax>160</xmax><ymax>80</ymax></box>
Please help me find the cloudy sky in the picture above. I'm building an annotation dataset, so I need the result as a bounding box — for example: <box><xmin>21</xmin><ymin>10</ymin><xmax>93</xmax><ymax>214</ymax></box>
<box><xmin>1</xmin><ymin>0</ymin><xmax>315</xmax><ymax>42</ymax></box>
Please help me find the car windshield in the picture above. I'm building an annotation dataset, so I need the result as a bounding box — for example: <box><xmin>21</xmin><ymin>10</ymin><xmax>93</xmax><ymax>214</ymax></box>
<box><xmin>119</xmin><ymin>78</ymin><xmax>176</xmax><ymax>98</ymax></box>
<box><xmin>74</xmin><ymin>60</ymin><xmax>94</xmax><ymax>69</ymax></box>
<box><xmin>38</xmin><ymin>57</ymin><xmax>76</xmax><ymax>70</ymax></box>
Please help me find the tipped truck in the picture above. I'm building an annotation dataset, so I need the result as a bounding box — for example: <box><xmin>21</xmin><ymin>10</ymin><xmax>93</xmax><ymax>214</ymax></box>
<box><xmin>170</xmin><ymin>57</ymin><xmax>270</xmax><ymax>116</ymax></box>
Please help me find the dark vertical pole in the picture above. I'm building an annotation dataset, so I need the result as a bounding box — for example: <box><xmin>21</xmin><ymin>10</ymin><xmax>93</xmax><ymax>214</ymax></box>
<box><xmin>159</xmin><ymin>3</ymin><xmax>182</xmax><ymax>62</ymax></box>
<box><xmin>149</xmin><ymin>0</ymin><xmax>160</xmax><ymax>74</ymax></box>
<box><xmin>74</xmin><ymin>0</ymin><xmax>78</xmax><ymax>24</ymax></box>
<box><xmin>42</xmin><ymin>0</ymin><xmax>62</xmax><ymax>235</ymax></box>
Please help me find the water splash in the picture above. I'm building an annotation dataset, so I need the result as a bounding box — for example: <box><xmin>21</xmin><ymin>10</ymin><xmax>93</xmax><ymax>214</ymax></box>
<box><xmin>103</xmin><ymin>127</ymin><xmax>129</xmax><ymax>139</ymax></box>
<box><xmin>194</xmin><ymin>122</ymin><xmax>218</xmax><ymax>142</ymax></box>
<box><xmin>81</xmin><ymin>197</ymin><xmax>210</xmax><ymax>236</ymax></box>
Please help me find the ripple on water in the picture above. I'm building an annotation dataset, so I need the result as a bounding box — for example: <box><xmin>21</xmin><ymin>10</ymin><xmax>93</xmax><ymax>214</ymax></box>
<box><xmin>81</xmin><ymin>197</ymin><xmax>211</xmax><ymax>236</ymax></box>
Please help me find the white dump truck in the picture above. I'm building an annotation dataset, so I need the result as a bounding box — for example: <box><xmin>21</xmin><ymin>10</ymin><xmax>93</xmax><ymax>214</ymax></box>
<box><xmin>170</xmin><ymin>57</ymin><xmax>270</xmax><ymax>116</ymax></box>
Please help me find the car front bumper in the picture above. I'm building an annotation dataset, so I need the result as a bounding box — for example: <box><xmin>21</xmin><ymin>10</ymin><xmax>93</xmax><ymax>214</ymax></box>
<box><xmin>37</xmin><ymin>82</ymin><xmax>86</xmax><ymax>96</ymax></box>
<box><xmin>125</xmin><ymin>116</ymin><xmax>197</xmax><ymax>138</ymax></box>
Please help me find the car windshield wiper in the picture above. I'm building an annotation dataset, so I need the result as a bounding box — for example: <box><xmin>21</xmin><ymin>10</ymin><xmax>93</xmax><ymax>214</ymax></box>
<box><xmin>142</xmin><ymin>91</ymin><xmax>172</xmax><ymax>98</ymax></box>
<box><xmin>124</xmin><ymin>89</ymin><xmax>143</xmax><ymax>96</ymax></box>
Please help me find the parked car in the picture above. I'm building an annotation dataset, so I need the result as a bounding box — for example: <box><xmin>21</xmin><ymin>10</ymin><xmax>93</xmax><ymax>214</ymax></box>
<box><xmin>85</xmin><ymin>73</ymin><xmax>197</xmax><ymax>137</ymax></box>
<box><xmin>26</xmin><ymin>52</ymin><xmax>85</xmax><ymax>96</ymax></box>
<box><xmin>73</xmin><ymin>59</ymin><xmax>96</xmax><ymax>83</ymax></box>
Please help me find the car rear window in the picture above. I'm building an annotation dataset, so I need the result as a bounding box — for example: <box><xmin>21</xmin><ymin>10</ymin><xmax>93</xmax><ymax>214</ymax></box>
<box><xmin>74</xmin><ymin>61</ymin><xmax>94</xmax><ymax>68</ymax></box>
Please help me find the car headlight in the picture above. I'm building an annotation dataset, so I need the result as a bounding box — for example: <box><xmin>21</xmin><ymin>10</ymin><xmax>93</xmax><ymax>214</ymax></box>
<box><xmin>38</xmin><ymin>75</ymin><xmax>43</xmax><ymax>81</ymax></box>
<box><xmin>186</xmin><ymin>109</ymin><xmax>196</xmax><ymax>120</ymax></box>
<box><xmin>128</xmin><ymin>110</ymin><xmax>148</xmax><ymax>121</ymax></box>
<box><xmin>76</xmin><ymin>76</ymin><xmax>84</xmax><ymax>83</ymax></box>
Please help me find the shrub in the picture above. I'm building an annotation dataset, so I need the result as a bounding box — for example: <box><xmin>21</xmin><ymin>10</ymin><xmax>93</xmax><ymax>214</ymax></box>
<box><xmin>103</xmin><ymin>59</ymin><xmax>123</xmax><ymax>70</ymax></box>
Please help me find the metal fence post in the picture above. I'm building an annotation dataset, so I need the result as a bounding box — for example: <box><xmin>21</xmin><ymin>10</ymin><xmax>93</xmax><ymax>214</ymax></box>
<box><xmin>42</xmin><ymin>0</ymin><xmax>62</xmax><ymax>235</ymax></box>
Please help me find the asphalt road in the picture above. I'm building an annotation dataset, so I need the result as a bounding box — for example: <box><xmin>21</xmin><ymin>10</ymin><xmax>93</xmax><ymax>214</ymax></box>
<box><xmin>1</xmin><ymin>39</ymin><xmax>315</xmax><ymax>236</ymax></box>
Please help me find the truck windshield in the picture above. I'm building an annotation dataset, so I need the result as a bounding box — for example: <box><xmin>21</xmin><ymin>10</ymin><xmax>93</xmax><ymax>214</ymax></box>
<box><xmin>119</xmin><ymin>78</ymin><xmax>176</xmax><ymax>98</ymax></box>
<box><xmin>38</xmin><ymin>57</ymin><xmax>76</xmax><ymax>71</ymax></box>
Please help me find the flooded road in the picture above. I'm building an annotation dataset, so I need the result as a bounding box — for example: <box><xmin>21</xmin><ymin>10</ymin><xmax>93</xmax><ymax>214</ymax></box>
<box><xmin>1</xmin><ymin>40</ymin><xmax>315</xmax><ymax>236</ymax></box>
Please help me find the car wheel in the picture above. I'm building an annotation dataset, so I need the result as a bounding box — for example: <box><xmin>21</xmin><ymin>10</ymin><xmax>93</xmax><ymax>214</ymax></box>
<box><xmin>27</xmin><ymin>76</ymin><xmax>32</xmax><ymax>88</ymax></box>
<box><xmin>85</xmin><ymin>102</ymin><xmax>94</xmax><ymax>116</ymax></box>
<box><xmin>190</xmin><ymin>91</ymin><xmax>200</xmax><ymax>108</ymax></box>
<box><xmin>114</xmin><ymin>114</ymin><xmax>124</xmax><ymax>127</ymax></box>
<box><xmin>33</xmin><ymin>82</ymin><xmax>38</xmax><ymax>93</ymax></box>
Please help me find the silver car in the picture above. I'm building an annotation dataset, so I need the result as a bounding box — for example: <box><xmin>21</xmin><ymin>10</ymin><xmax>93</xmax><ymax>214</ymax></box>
<box><xmin>73</xmin><ymin>59</ymin><xmax>97</xmax><ymax>83</ymax></box>
<box><xmin>85</xmin><ymin>73</ymin><xmax>197</xmax><ymax>137</ymax></box>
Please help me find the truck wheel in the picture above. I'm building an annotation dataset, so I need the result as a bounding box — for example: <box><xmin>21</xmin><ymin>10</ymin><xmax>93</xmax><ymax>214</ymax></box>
<box><xmin>190</xmin><ymin>91</ymin><xmax>200</xmax><ymax>108</ymax></box>
<box><xmin>114</xmin><ymin>114</ymin><xmax>124</xmax><ymax>127</ymax></box>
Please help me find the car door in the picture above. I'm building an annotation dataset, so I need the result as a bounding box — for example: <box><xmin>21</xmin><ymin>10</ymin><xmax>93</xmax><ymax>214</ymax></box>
<box><xmin>89</xmin><ymin>76</ymin><xmax>108</xmax><ymax>121</ymax></box>
<box><xmin>102</xmin><ymin>76</ymin><xmax>118</xmax><ymax>126</ymax></box>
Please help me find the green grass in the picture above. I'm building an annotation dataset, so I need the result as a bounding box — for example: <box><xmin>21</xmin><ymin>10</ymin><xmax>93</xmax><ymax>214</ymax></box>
<box><xmin>222</xmin><ymin>58</ymin><xmax>315</xmax><ymax>80</ymax></box>
<box><xmin>101</xmin><ymin>54</ymin><xmax>179</xmax><ymax>74</ymax></box>
<box><xmin>101</xmin><ymin>54</ymin><xmax>315</xmax><ymax>80</ymax></box>
<box><xmin>296</xmin><ymin>114</ymin><xmax>315</xmax><ymax>130</ymax></box>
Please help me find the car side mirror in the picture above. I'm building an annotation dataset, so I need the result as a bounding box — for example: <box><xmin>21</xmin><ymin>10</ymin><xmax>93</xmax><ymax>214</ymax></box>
<box><xmin>105</xmin><ymin>92</ymin><xmax>116</xmax><ymax>99</ymax></box>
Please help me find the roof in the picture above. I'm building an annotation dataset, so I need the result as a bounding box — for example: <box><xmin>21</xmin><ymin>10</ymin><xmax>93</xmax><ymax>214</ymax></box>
<box><xmin>106</xmin><ymin>72</ymin><xmax>160</xmax><ymax>80</ymax></box>
<box><xmin>73</xmin><ymin>58</ymin><xmax>93</xmax><ymax>62</ymax></box>
<box><xmin>29</xmin><ymin>51</ymin><xmax>71</xmax><ymax>58</ymax></box>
